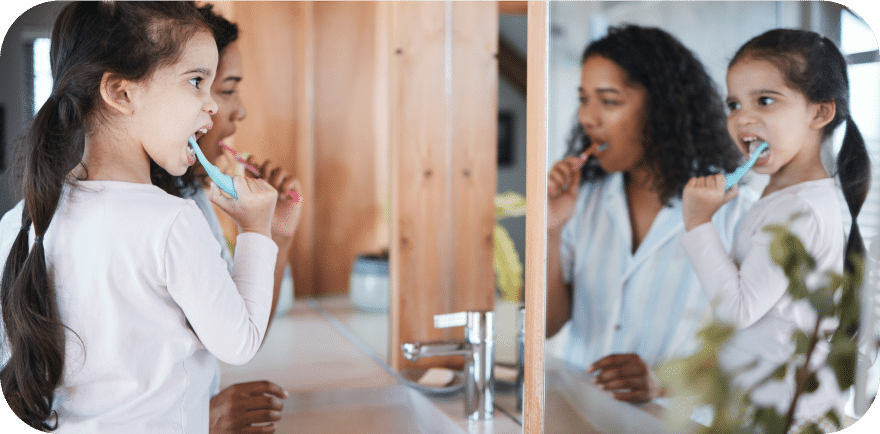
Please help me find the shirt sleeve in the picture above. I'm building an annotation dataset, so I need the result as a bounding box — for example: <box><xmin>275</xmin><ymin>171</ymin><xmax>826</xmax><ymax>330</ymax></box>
<box><xmin>681</xmin><ymin>196</ymin><xmax>820</xmax><ymax>328</ymax></box>
<box><xmin>164</xmin><ymin>202</ymin><xmax>278</xmax><ymax>365</ymax></box>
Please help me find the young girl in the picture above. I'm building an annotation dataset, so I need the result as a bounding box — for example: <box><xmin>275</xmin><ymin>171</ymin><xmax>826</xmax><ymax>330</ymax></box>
<box><xmin>681</xmin><ymin>29</ymin><xmax>870</xmax><ymax>429</ymax></box>
<box><xmin>0</xmin><ymin>3</ymin><xmax>279</xmax><ymax>432</ymax></box>
<box><xmin>152</xmin><ymin>3</ymin><xmax>299</xmax><ymax>432</ymax></box>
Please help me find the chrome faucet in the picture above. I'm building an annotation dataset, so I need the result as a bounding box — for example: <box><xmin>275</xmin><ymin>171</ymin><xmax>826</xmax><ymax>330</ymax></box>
<box><xmin>401</xmin><ymin>311</ymin><xmax>495</xmax><ymax>421</ymax></box>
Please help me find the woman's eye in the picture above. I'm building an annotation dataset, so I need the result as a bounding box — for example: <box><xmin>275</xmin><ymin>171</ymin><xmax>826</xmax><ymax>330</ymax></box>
<box><xmin>758</xmin><ymin>96</ymin><xmax>775</xmax><ymax>106</ymax></box>
<box><xmin>189</xmin><ymin>77</ymin><xmax>204</xmax><ymax>89</ymax></box>
<box><xmin>726</xmin><ymin>101</ymin><xmax>740</xmax><ymax>111</ymax></box>
<box><xmin>578</xmin><ymin>96</ymin><xmax>587</xmax><ymax>104</ymax></box>
<box><xmin>601</xmin><ymin>99</ymin><xmax>620</xmax><ymax>106</ymax></box>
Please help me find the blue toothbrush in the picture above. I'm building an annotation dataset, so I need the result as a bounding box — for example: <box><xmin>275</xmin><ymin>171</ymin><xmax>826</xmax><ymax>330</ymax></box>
<box><xmin>189</xmin><ymin>136</ymin><xmax>238</xmax><ymax>199</ymax></box>
<box><xmin>725</xmin><ymin>141</ymin><xmax>768</xmax><ymax>191</ymax></box>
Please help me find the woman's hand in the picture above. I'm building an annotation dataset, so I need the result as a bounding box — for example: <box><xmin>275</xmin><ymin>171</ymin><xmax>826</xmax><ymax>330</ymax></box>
<box><xmin>588</xmin><ymin>353</ymin><xmax>662</xmax><ymax>403</ymax></box>
<box><xmin>547</xmin><ymin>156</ymin><xmax>586</xmax><ymax>230</ymax></box>
<box><xmin>245</xmin><ymin>156</ymin><xmax>302</xmax><ymax>244</ymax></box>
<box><xmin>209</xmin><ymin>381</ymin><xmax>287</xmax><ymax>434</ymax></box>
<box><xmin>682</xmin><ymin>174</ymin><xmax>738</xmax><ymax>231</ymax></box>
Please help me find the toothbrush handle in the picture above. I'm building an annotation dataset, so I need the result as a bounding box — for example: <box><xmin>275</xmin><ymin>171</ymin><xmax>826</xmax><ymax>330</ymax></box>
<box><xmin>220</xmin><ymin>142</ymin><xmax>301</xmax><ymax>203</ymax></box>
<box><xmin>725</xmin><ymin>167</ymin><xmax>748</xmax><ymax>191</ymax></box>
<box><xmin>724</xmin><ymin>142</ymin><xmax>767</xmax><ymax>191</ymax></box>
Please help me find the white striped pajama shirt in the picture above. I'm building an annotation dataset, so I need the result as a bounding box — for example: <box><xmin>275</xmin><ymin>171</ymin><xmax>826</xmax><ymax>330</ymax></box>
<box><xmin>559</xmin><ymin>172</ymin><xmax>754</xmax><ymax>370</ymax></box>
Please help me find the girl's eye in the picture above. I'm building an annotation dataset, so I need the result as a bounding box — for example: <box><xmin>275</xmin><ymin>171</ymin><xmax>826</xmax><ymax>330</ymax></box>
<box><xmin>189</xmin><ymin>77</ymin><xmax>204</xmax><ymax>89</ymax></box>
<box><xmin>726</xmin><ymin>101</ymin><xmax>740</xmax><ymax>111</ymax></box>
<box><xmin>758</xmin><ymin>96</ymin><xmax>775</xmax><ymax>106</ymax></box>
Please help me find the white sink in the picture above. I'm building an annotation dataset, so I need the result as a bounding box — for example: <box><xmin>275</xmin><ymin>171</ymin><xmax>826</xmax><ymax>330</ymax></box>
<box><xmin>276</xmin><ymin>384</ymin><xmax>467</xmax><ymax>434</ymax></box>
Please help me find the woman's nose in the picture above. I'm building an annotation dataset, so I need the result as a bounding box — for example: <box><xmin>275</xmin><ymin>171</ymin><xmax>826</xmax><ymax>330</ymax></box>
<box><xmin>578</xmin><ymin>102</ymin><xmax>598</xmax><ymax>131</ymax></box>
<box><xmin>234</xmin><ymin>99</ymin><xmax>247</xmax><ymax>121</ymax></box>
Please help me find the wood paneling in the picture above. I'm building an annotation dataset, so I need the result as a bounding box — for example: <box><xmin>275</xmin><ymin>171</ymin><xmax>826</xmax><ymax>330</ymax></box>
<box><xmin>500</xmin><ymin>1</ymin><xmax>528</xmax><ymax>15</ymax></box>
<box><xmin>312</xmin><ymin>1</ymin><xmax>386</xmax><ymax>296</ymax></box>
<box><xmin>227</xmin><ymin>2</ymin><xmax>318</xmax><ymax>296</ymax></box>
<box><xmin>450</xmin><ymin>1</ymin><xmax>497</xmax><ymax>320</ymax></box>
<box><xmin>389</xmin><ymin>2</ymin><xmax>498</xmax><ymax>371</ymax></box>
<box><xmin>525</xmin><ymin>2</ymin><xmax>548</xmax><ymax>432</ymax></box>
<box><xmin>227</xmin><ymin>2</ymin><xmax>388</xmax><ymax>298</ymax></box>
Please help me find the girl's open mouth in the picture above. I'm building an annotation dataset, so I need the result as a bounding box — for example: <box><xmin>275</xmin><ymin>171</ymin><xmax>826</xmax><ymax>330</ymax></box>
<box><xmin>744</xmin><ymin>136</ymin><xmax>770</xmax><ymax>164</ymax></box>
<box><xmin>187</xmin><ymin>127</ymin><xmax>209</xmax><ymax>164</ymax></box>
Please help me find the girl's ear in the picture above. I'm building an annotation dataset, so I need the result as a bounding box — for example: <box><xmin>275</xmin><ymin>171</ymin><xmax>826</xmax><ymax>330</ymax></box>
<box><xmin>99</xmin><ymin>72</ymin><xmax>136</xmax><ymax>115</ymax></box>
<box><xmin>810</xmin><ymin>100</ymin><xmax>836</xmax><ymax>130</ymax></box>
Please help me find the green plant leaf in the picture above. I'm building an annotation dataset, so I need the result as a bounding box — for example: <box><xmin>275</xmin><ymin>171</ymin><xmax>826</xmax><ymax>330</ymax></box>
<box><xmin>793</xmin><ymin>330</ymin><xmax>811</xmax><ymax>355</ymax></box>
<box><xmin>804</xmin><ymin>372</ymin><xmax>819</xmax><ymax>393</ymax></box>
<box><xmin>493</xmin><ymin>223</ymin><xmax>523</xmax><ymax>302</ymax></box>
<box><xmin>494</xmin><ymin>191</ymin><xmax>527</xmax><ymax>219</ymax></box>
<box><xmin>799</xmin><ymin>423</ymin><xmax>822</xmax><ymax>434</ymax></box>
<box><xmin>771</xmin><ymin>364</ymin><xmax>787</xmax><ymax>381</ymax></box>
<box><xmin>752</xmin><ymin>407</ymin><xmax>786</xmax><ymax>434</ymax></box>
<box><xmin>825</xmin><ymin>409</ymin><xmax>842</xmax><ymax>429</ymax></box>
<box><xmin>827</xmin><ymin>340</ymin><xmax>857</xmax><ymax>390</ymax></box>
<box><xmin>807</xmin><ymin>286</ymin><xmax>836</xmax><ymax>318</ymax></box>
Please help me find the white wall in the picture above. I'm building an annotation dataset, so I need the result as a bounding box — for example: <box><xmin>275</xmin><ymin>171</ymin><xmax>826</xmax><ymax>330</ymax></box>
<box><xmin>0</xmin><ymin>1</ymin><xmax>67</xmax><ymax>215</ymax></box>
<box><xmin>548</xmin><ymin>1</ymin><xmax>802</xmax><ymax>167</ymax></box>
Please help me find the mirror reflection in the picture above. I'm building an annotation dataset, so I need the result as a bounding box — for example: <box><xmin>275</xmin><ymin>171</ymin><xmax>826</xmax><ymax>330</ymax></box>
<box><xmin>546</xmin><ymin>1</ymin><xmax>879</xmax><ymax>433</ymax></box>
<box><xmin>0</xmin><ymin>1</ymin><xmax>526</xmax><ymax>433</ymax></box>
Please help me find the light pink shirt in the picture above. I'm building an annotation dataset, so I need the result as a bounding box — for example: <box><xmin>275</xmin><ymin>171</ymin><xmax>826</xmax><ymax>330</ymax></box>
<box><xmin>682</xmin><ymin>178</ymin><xmax>846</xmax><ymax>420</ymax></box>
<box><xmin>0</xmin><ymin>181</ymin><xmax>277</xmax><ymax>433</ymax></box>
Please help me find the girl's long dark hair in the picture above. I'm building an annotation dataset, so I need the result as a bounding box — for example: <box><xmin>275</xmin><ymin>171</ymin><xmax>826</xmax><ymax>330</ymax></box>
<box><xmin>152</xmin><ymin>2</ymin><xmax>240</xmax><ymax>198</ymax></box>
<box><xmin>567</xmin><ymin>24</ymin><xmax>741</xmax><ymax>205</ymax></box>
<box><xmin>0</xmin><ymin>2</ymin><xmax>208</xmax><ymax>430</ymax></box>
<box><xmin>730</xmin><ymin>29</ymin><xmax>870</xmax><ymax>277</ymax></box>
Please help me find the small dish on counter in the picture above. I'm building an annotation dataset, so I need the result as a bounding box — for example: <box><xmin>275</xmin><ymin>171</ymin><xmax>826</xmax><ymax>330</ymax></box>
<box><xmin>397</xmin><ymin>367</ymin><xmax>465</xmax><ymax>395</ymax></box>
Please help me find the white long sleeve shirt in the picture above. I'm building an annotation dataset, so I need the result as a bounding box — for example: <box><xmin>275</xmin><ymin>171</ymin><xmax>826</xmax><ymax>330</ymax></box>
<box><xmin>0</xmin><ymin>180</ymin><xmax>277</xmax><ymax>433</ymax></box>
<box><xmin>681</xmin><ymin>178</ymin><xmax>846</xmax><ymax>420</ymax></box>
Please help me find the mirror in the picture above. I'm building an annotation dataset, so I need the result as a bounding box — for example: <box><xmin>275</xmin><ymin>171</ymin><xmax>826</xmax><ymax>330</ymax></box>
<box><xmin>545</xmin><ymin>1</ymin><xmax>879</xmax><ymax>432</ymax></box>
<box><xmin>0</xmin><ymin>0</ymin><xmax>515</xmax><ymax>430</ymax></box>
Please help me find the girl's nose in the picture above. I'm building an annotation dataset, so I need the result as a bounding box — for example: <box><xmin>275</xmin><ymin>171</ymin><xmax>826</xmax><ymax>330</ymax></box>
<box><xmin>205</xmin><ymin>96</ymin><xmax>219</xmax><ymax>116</ymax></box>
<box><xmin>731</xmin><ymin>108</ymin><xmax>757</xmax><ymax>126</ymax></box>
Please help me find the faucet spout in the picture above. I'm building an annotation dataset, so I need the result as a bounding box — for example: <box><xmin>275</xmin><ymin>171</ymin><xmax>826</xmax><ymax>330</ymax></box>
<box><xmin>402</xmin><ymin>340</ymin><xmax>472</xmax><ymax>361</ymax></box>
<box><xmin>400</xmin><ymin>311</ymin><xmax>495</xmax><ymax>421</ymax></box>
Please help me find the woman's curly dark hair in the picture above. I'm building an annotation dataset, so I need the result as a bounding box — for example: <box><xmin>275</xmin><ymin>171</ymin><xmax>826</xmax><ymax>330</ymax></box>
<box><xmin>151</xmin><ymin>2</ymin><xmax>239</xmax><ymax>198</ymax></box>
<box><xmin>566</xmin><ymin>24</ymin><xmax>742</xmax><ymax>205</ymax></box>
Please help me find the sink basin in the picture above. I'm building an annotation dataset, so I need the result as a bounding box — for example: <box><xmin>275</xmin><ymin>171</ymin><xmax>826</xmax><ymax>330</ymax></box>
<box><xmin>545</xmin><ymin>358</ymin><xmax>696</xmax><ymax>434</ymax></box>
<box><xmin>276</xmin><ymin>384</ymin><xmax>467</xmax><ymax>434</ymax></box>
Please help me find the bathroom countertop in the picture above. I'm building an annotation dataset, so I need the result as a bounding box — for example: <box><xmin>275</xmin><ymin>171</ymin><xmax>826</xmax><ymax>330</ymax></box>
<box><xmin>219</xmin><ymin>298</ymin><xmax>523</xmax><ymax>433</ymax></box>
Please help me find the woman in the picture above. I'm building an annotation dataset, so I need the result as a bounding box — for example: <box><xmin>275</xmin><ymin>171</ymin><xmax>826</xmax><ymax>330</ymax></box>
<box><xmin>546</xmin><ymin>24</ymin><xmax>751</xmax><ymax>403</ymax></box>
<box><xmin>151</xmin><ymin>4</ymin><xmax>301</xmax><ymax>433</ymax></box>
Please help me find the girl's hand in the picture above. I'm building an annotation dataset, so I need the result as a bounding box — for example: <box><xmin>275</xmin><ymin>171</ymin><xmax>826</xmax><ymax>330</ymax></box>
<box><xmin>209</xmin><ymin>176</ymin><xmax>277</xmax><ymax>238</ymax></box>
<box><xmin>245</xmin><ymin>156</ymin><xmax>303</xmax><ymax>243</ymax></box>
<box><xmin>547</xmin><ymin>155</ymin><xmax>587</xmax><ymax>230</ymax></box>
<box><xmin>209</xmin><ymin>381</ymin><xmax>287</xmax><ymax>434</ymax></box>
<box><xmin>682</xmin><ymin>174</ymin><xmax>738</xmax><ymax>231</ymax></box>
